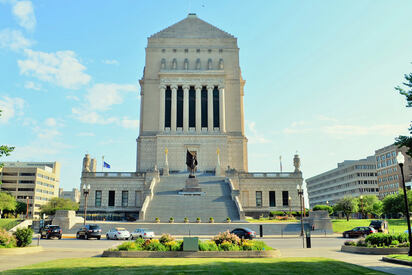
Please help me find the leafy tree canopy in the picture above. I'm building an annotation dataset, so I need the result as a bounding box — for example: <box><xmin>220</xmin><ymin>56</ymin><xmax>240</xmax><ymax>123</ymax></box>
<box><xmin>334</xmin><ymin>196</ymin><xmax>358</xmax><ymax>221</ymax></box>
<box><xmin>0</xmin><ymin>192</ymin><xmax>17</xmax><ymax>213</ymax></box>
<box><xmin>40</xmin><ymin>197</ymin><xmax>79</xmax><ymax>215</ymax></box>
<box><xmin>312</xmin><ymin>205</ymin><xmax>333</xmax><ymax>215</ymax></box>
<box><xmin>395</xmin><ymin>70</ymin><xmax>412</xmax><ymax>157</ymax></box>
<box><xmin>382</xmin><ymin>190</ymin><xmax>412</xmax><ymax>216</ymax></box>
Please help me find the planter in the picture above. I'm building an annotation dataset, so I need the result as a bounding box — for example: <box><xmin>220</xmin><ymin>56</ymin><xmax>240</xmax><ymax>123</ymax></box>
<box><xmin>102</xmin><ymin>250</ymin><xmax>280</xmax><ymax>258</ymax></box>
<box><xmin>155</xmin><ymin>220</ymin><xmax>160</xmax><ymax>223</ymax></box>
<box><xmin>169</xmin><ymin>220</ymin><xmax>174</xmax><ymax>224</ymax></box>
<box><xmin>226</xmin><ymin>220</ymin><xmax>231</xmax><ymax>223</ymax></box>
<box><xmin>341</xmin><ymin>245</ymin><xmax>409</xmax><ymax>255</ymax></box>
<box><xmin>382</xmin><ymin>256</ymin><xmax>412</xmax><ymax>267</ymax></box>
<box><xmin>209</xmin><ymin>220</ymin><xmax>214</xmax><ymax>224</ymax></box>
<box><xmin>184</xmin><ymin>220</ymin><xmax>189</xmax><ymax>224</ymax></box>
<box><xmin>196</xmin><ymin>220</ymin><xmax>201</xmax><ymax>223</ymax></box>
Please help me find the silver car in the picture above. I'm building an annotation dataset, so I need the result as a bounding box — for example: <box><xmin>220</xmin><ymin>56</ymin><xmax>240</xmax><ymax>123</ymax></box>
<box><xmin>131</xmin><ymin>228</ymin><xmax>155</xmax><ymax>239</ymax></box>
<box><xmin>106</xmin><ymin>227</ymin><xmax>131</xmax><ymax>240</ymax></box>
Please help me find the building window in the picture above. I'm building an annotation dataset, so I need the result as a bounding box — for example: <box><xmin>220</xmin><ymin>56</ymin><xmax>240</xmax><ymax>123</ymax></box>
<box><xmin>95</xmin><ymin>190</ymin><xmax>102</xmax><ymax>207</ymax></box>
<box><xmin>201</xmin><ymin>86</ymin><xmax>208</xmax><ymax>127</ymax></box>
<box><xmin>165</xmin><ymin>86</ymin><xmax>171</xmax><ymax>128</ymax></box>
<box><xmin>122</xmin><ymin>191</ymin><xmax>128</xmax><ymax>207</ymax></box>
<box><xmin>108</xmin><ymin>191</ymin><xmax>115</xmax><ymax>207</ymax></box>
<box><xmin>177</xmin><ymin>86</ymin><xmax>183</xmax><ymax>128</ymax></box>
<box><xmin>282</xmin><ymin>191</ymin><xmax>289</xmax><ymax>206</ymax></box>
<box><xmin>189</xmin><ymin>86</ymin><xmax>196</xmax><ymax>127</ymax></box>
<box><xmin>256</xmin><ymin>191</ymin><xmax>262</xmax><ymax>207</ymax></box>
<box><xmin>269</xmin><ymin>191</ymin><xmax>276</xmax><ymax>207</ymax></box>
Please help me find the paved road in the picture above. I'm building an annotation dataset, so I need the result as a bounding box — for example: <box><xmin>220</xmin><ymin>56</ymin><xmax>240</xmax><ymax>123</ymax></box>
<box><xmin>1</xmin><ymin>237</ymin><xmax>411</xmax><ymax>274</ymax></box>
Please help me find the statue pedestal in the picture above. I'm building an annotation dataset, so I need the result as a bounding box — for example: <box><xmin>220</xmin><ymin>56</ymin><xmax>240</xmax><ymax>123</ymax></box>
<box><xmin>178</xmin><ymin>178</ymin><xmax>205</xmax><ymax>196</ymax></box>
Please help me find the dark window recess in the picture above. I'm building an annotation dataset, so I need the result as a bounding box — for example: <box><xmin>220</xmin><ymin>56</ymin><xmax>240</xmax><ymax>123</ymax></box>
<box><xmin>176</xmin><ymin>86</ymin><xmax>183</xmax><ymax>128</ymax></box>
<box><xmin>165</xmin><ymin>86</ymin><xmax>171</xmax><ymax>128</ymax></box>
<box><xmin>20</xmin><ymin>173</ymin><xmax>36</xmax><ymax>176</ymax></box>
<box><xmin>108</xmin><ymin>191</ymin><xmax>115</xmax><ymax>207</ymax></box>
<box><xmin>2</xmin><ymin>172</ymin><xmax>17</xmax><ymax>176</ymax></box>
<box><xmin>282</xmin><ymin>191</ymin><xmax>289</xmax><ymax>206</ymax></box>
<box><xmin>189</xmin><ymin>86</ymin><xmax>196</xmax><ymax>127</ymax></box>
<box><xmin>18</xmin><ymin>188</ymin><xmax>34</xmax><ymax>191</ymax></box>
<box><xmin>256</xmin><ymin>191</ymin><xmax>262</xmax><ymax>207</ymax></box>
<box><xmin>95</xmin><ymin>190</ymin><xmax>102</xmax><ymax>207</ymax></box>
<box><xmin>122</xmin><ymin>191</ymin><xmax>128</xmax><ymax>207</ymax></box>
<box><xmin>19</xmin><ymin>180</ymin><xmax>34</xmax><ymax>184</ymax></box>
<box><xmin>269</xmin><ymin>191</ymin><xmax>276</xmax><ymax>207</ymax></box>
<box><xmin>201</xmin><ymin>86</ymin><xmax>208</xmax><ymax>127</ymax></box>
<box><xmin>213</xmin><ymin>86</ymin><xmax>220</xmax><ymax>128</ymax></box>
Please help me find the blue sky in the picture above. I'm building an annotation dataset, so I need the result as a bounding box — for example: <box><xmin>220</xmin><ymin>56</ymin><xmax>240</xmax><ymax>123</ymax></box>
<box><xmin>0</xmin><ymin>0</ymin><xmax>411</xmax><ymax>192</ymax></box>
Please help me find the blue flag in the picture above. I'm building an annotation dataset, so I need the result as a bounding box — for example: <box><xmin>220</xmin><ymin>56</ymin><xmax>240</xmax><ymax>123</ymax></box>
<box><xmin>103</xmin><ymin>161</ymin><xmax>111</xmax><ymax>169</ymax></box>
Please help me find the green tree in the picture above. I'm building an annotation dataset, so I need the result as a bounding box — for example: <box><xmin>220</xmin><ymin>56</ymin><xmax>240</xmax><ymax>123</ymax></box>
<box><xmin>358</xmin><ymin>195</ymin><xmax>381</xmax><ymax>218</ymax></box>
<box><xmin>334</xmin><ymin>196</ymin><xmax>358</xmax><ymax>221</ymax></box>
<box><xmin>382</xmin><ymin>190</ymin><xmax>412</xmax><ymax>217</ymax></box>
<box><xmin>40</xmin><ymin>197</ymin><xmax>79</xmax><ymax>215</ymax></box>
<box><xmin>394</xmin><ymin>70</ymin><xmax>412</xmax><ymax>157</ymax></box>
<box><xmin>0</xmin><ymin>192</ymin><xmax>17</xmax><ymax>218</ymax></box>
<box><xmin>15</xmin><ymin>201</ymin><xmax>27</xmax><ymax>215</ymax></box>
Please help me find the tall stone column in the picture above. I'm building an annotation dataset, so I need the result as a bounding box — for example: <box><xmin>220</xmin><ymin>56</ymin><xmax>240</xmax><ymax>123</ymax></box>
<box><xmin>195</xmin><ymin>84</ymin><xmax>202</xmax><ymax>133</ymax></box>
<box><xmin>207</xmin><ymin>85</ymin><xmax>214</xmax><ymax>132</ymax></box>
<box><xmin>219</xmin><ymin>86</ymin><xmax>226</xmax><ymax>133</ymax></box>
<box><xmin>159</xmin><ymin>85</ymin><xmax>166</xmax><ymax>132</ymax></box>
<box><xmin>183</xmin><ymin>85</ymin><xmax>189</xmax><ymax>132</ymax></box>
<box><xmin>171</xmin><ymin>85</ymin><xmax>177</xmax><ymax>132</ymax></box>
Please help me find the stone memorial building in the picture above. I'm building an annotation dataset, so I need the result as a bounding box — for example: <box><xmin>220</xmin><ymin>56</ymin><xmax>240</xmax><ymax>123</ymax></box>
<box><xmin>79</xmin><ymin>14</ymin><xmax>303</xmax><ymax>221</ymax></box>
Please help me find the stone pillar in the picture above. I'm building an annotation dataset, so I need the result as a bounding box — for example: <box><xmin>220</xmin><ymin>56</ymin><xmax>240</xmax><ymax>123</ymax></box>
<box><xmin>183</xmin><ymin>85</ymin><xmax>189</xmax><ymax>132</ymax></box>
<box><xmin>219</xmin><ymin>86</ymin><xmax>226</xmax><ymax>133</ymax></box>
<box><xmin>171</xmin><ymin>85</ymin><xmax>177</xmax><ymax>132</ymax></box>
<box><xmin>207</xmin><ymin>85</ymin><xmax>214</xmax><ymax>132</ymax></box>
<box><xmin>195</xmin><ymin>85</ymin><xmax>202</xmax><ymax>133</ymax></box>
<box><xmin>159</xmin><ymin>85</ymin><xmax>166</xmax><ymax>132</ymax></box>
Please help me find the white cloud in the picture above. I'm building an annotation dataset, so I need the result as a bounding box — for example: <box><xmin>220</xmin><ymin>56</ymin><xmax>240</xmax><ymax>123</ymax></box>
<box><xmin>0</xmin><ymin>96</ymin><xmax>25</xmax><ymax>124</ymax></box>
<box><xmin>24</xmin><ymin>81</ymin><xmax>42</xmax><ymax>90</ymax></box>
<box><xmin>315</xmin><ymin>115</ymin><xmax>338</xmax><ymax>122</ymax></box>
<box><xmin>323</xmin><ymin>124</ymin><xmax>408</xmax><ymax>137</ymax></box>
<box><xmin>120</xmin><ymin>117</ymin><xmax>139</xmax><ymax>129</ymax></box>
<box><xmin>86</xmin><ymin>83</ymin><xmax>137</xmax><ymax>110</ymax></box>
<box><xmin>66</xmin><ymin>95</ymin><xmax>79</xmax><ymax>101</ymax></box>
<box><xmin>76</xmin><ymin>132</ymin><xmax>95</xmax><ymax>137</ymax></box>
<box><xmin>0</xmin><ymin>28</ymin><xmax>33</xmax><ymax>51</ymax></box>
<box><xmin>246</xmin><ymin>121</ymin><xmax>270</xmax><ymax>144</ymax></box>
<box><xmin>44</xmin><ymin>117</ymin><xmax>57</xmax><ymax>127</ymax></box>
<box><xmin>71</xmin><ymin>107</ymin><xmax>117</xmax><ymax>125</ymax></box>
<box><xmin>102</xmin><ymin>59</ymin><xmax>119</xmax><ymax>65</ymax></box>
<box><xmin>12</xmin><ymin>1</ymin><xmax>36</xmax><ymax>31</ymax></box>
<box><xmin>36</xmin><ymin>128</ymin><xmax>61</xmax><ymax>140</ymax></box>
<box><xmin>18</xmin><ymin>49</ymin><xmax>91</xmax><ymax>89</ymax></box>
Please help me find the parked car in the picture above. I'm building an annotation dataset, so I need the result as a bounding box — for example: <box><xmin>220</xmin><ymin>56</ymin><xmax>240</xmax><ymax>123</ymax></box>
<box><xmin>131</xmin><ymin>228</ymin><xmax>155</xmax><ymax>239</ymax></box>
<box><xmin>369</xmin><ymin>220</ymin><xmax>388</xmax><ymax>233</ymax></box>
<box><xmin>106</xmin><ymin>228</ymin><xmax>131</xmax><ymax>240</ymax></box>
<box><xmin>76</xmin><ymin>224</ymin><xmax>102</xmax><ymax>240</ymax></box>
<box><xmin>40</xmin><ymin>225</ymin><xmax>62</xmax><ymax>239</ymax></box>
<box><xmin>230</xmin><ymin>228</ymin><xmax>256</xmax><ymax>240</ymax></box>
<box><xmin>342</xmin><ymin>227</ymin><xmax>376</xmax><ymax>238</ymax></box>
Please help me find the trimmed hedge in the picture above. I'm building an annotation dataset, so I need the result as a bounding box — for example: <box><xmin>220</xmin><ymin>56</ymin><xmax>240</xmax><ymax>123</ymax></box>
<box><xmin>365</xmin><ymin>233</ymin><xmax>408</xmax><ymax>247</ymax></box>
<box><xmin>313</xmin><ymin>205</ymin><xmax>333</xmax><ymax>215</ymax></box>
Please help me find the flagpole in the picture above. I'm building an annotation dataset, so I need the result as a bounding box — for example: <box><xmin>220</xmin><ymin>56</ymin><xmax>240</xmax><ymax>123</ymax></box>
<box><xmin>280</xmin><ymin>155</ymin><xmax>282</xmax><ymax>173</ymax></box>
<box><xmin>102</xmin><ymin>156</ymin><xmax>104</xmax><ymax>172</ymax></box>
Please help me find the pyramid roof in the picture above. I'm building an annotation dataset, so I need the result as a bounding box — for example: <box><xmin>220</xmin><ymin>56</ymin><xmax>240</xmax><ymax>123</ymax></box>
<box><xmin>150</xmin><ymin>14</ymin><xmax>235</xmax><ymax>39</ymax></box>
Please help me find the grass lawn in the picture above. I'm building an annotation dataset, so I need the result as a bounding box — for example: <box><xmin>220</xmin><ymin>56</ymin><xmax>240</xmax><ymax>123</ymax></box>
<box><xmin>332</xmin><ymin>219</ymin><xmax>408</xmax><ymax>234</ymax></box>
<box><xmin>246</xmin><ymin>217</ymin><xmax>298</xmax><ymax>223</ymax></box>
<box><xmin>0</xmin><ymin>219</ymin><xmax>19</xmax><ymax>231</ymax></box>
<box><xmin>387</xmin><ymin>254</ymin><xmax>412</xmax><ymax>262</ymax></box>
<box><xmin>3</xmin><ymin>257</ymin><xmax>387</xmax><ymax>275</ymax></box>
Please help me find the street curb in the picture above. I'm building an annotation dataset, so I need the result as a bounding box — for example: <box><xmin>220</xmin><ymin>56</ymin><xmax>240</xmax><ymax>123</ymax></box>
<box><xmin>57</xmin><ymin>234</ymin><xmax>338</xmax><ymax>239</ymax></box>
<box><xmin>382</xmin><ymin>257</ymin><xmax>412</xmax><ymax>267</ymax></box>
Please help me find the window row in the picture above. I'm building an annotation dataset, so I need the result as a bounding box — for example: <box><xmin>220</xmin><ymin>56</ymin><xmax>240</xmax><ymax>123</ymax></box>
<box><xmin>255</xmin><ymin>191</ymin><xmax>290</xmax><ymax>207</ymax></box>
<box><xmin>161</xmin><ymin>58</ymin><xmax>224</xmax><ymax>70</ymax></box>
<box><xmin>161</xmin><ymin>48</ymin><xmax>223</xmax><ymax>53</ymax></box>
<box><xmin>94</xmin><ymin>190</ymin><xmax>142</xmax><ymax>207</ymax></box>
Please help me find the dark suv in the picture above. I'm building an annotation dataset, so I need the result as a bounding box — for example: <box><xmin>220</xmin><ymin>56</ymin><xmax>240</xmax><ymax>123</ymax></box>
<box><xmin>369</xmin><ymin>220</ymin><xmax>388</xmax><ymax>233</ymax></box>
<box><xmin>40</xmin><ymin>225</ymin><xmax>62</xmax><ymax>239</ymax></box>
<box><xmin>76</xmin><ymin>224</ymin><xmax>102</xmax><ymax>240</ymax></box>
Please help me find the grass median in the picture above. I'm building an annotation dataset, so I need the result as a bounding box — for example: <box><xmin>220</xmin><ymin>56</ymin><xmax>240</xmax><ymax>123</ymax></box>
<box><xmin>332</xmin><ymin>219</ymin><xmax>408</xmax><ymax>234</ymax></box>
<box><xmin>3</xmin><ymin>257</ymin><xmax>387</xmax><ymax>274</ymax></box>
<box><xmin>0</xmin><ymin>219</ymin><xmax>19</xmax><ymax>231</ymax></box>
<box><xmin>386</xmin><ymin>254</ymin><xmax>412</xmax><ymax>262</ymax></box>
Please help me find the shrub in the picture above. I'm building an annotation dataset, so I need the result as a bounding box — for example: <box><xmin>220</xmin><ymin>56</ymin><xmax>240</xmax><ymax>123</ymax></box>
<box><xmin>145</xmin><ymin>239</ymin><xmax>167</xmax><ymax>251</ymax></box>
<box><xmin>269</xmin><ymin>211</ymin><xmax>285</xmax><ymax>217</ymax></box>
<box><xmin>344</xmin><ymin>240</ymin><xmax>356</xmax><ymax>246</ymax></box>
<box><xmin>169</xmin><ymin>217</ymin><xmax>174</xmax><ymax>221</ymax></box>
<box><xmin>241</xmin><ymin>240</ymin><xmax>254</xmax><ymax>250</ymax></box>
<box><xmin>134</xmin><ymin>238</ymin><xmax>145</xmax><ymax>247</ymax></box>
<box><xmin>365</xmin><ymin>233</ymin><xmax>408</xmax><ymax>247</ymax></box>
<box><xmin>159</xmin><ymin>233</ymin><xmax>175</xmax><ymax>244</ymax></box>
<box><xmin>251</xmin><ymin>240</ymin><xmax>271</xmax><ymax>251</ymax></box>
<box><xmin>0</xmin><ymin>228</ymin><xmax>16</xmax><ymax>248</ymax></box>
<box><xmin>312</xmin><ymin>205</ymin><xmax>333</xmax><ymax>215</ymax></box>
<box><xmin>118</xmin><ymin>241</ymin><xmax>141</xmax><ymax>251</ymax></box>
<box><xmin>184</xmin><ymin>217</ymin><xmax>189</xmax><ymax>222</ymax></box>
<box><xmin>212</xmin><ymin>230</ymin><xmax>240</xmax><ymax>245</ymax></box>
<box><xmin>13</xmin><ymin>227</ymin><xmax>33</xmax><ymax>247</ymax></box>
<box><xmin>219</xmin><ymin>240</ymin><xmax>240</xmax><ymax>251</ymax></box>
<box><xmin>199</xmin><ymin>240</ymin><xmax>219</xmax><ymax>251</ymax></box>
<box><xmin>397</xmin><ymin>242</ymin><xmax>410</xmax><ymax>247</ymax></box>
<box><xmin>356</xmin><ymin>239</ymin><xmax>366</xmax><ymax>247</ymax></box>
<box><xmin>391</xmin><ymin>240</ymin><xmax>399</xmax><ymax>246</ymax></box>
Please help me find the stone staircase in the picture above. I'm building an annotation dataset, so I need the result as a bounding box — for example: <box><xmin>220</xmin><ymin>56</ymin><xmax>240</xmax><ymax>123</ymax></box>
<box><xmin>144</xmin><ymin>173</ymin><xmax>240</xmax><ymax>222</ymax></box>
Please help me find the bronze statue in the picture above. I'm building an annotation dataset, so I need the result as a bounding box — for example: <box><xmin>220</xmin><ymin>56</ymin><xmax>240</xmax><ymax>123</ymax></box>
<box><xmin>186</xmin><ymin>150</ymin><xmax>198</xmax><ymax>178</ymax></box>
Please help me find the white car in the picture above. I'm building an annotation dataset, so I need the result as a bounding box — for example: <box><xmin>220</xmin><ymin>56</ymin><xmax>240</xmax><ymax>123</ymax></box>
<box><xmin>131</xmin><ymin>228</ymin><xmax>155</xmax><ymax>239</ymax></box>
<box><xmin>106</xmin><ymin>228</ymin><xmax>131</xmax><ymax>240</ymax></box>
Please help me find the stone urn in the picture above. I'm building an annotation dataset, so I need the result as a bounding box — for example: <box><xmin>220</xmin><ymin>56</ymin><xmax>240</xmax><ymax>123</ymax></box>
<box><xmin>209</xmin><ymin>218</ymin><xmax>214</xmax><ymax>224</ymax></box>
<box><xmin>155</xmin><ymin>218</ymin><xmax>160</xmax><ymax>223</ymax></box>
<box><xmin>196</xmin><ymin>218</ymin><xmax>201</xmax><ymax>223</ymax></box>
<box><xmin>184</xmin><ymin>218</ymin><xmax>189</xmax><ymax>223</ymax></box>
<box><xmin>169</xmin><ymin>218</ymin><xmax>174</xmax><ymax>224</ymax></box>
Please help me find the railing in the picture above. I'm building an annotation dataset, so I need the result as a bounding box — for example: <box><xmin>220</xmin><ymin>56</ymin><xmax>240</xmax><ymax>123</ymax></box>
<box><xmin>226</xmin><ymin>179</ymin><xmax>245</xmax><ymax>219</ymax></box>
<box><xmin>238</xmin><ymin>172</ymin><xmax>296</xmax><ymax>178</ymax></box>
<box><xmin>139</xmin><ymin>176</ymin><xmax>159</xmax><ymax>220</ymax></box>
<box><xmin>82</xmin><ymin>172</ymin><xmax>146</xmax><ymax>178</ymax></box>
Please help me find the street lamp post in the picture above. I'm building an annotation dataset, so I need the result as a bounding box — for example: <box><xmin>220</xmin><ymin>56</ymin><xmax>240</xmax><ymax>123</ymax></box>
<box><xmin>360</xmin><ymin>195</ymin><xmax>364</xmax><ymax>219</ymax></box>
<box><xmin>26</xmin><ymin>196</ymin><xmax>29</xmax><ymax>219</ymax></box>
<box><xmin>297</xmin><ymin>184</ymin><xmax>305</xmax><ymax>248</ymax></box>
<box><xmin>397</xmin><ymin>152</ymin><xmax>412</xmax><ymax>256</ymax></box>
<box><xmin>82</xmin><ymin>184</ymin><xmax>91</xmax><ymax>225</ymax></box>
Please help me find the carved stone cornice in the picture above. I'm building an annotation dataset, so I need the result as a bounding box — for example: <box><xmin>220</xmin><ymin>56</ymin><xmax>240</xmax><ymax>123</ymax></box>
<box><xmin>160</xmin><ymin>77</ymin><xmax>224</xmax><ymax>87</ymax></box>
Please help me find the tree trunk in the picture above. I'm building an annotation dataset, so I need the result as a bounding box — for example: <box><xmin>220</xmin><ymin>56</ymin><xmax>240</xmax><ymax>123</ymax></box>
<box><xmin>346</xmin><ymin>213</ymin><xmax>349</xmax><ymax>221</ymax></box>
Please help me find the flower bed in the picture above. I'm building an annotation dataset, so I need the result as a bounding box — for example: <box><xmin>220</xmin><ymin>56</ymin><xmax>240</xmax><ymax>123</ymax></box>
<box><xmin>342</xmin><ymin>232</ymin><xmax>410</xmax><ymax>255</ymax></box>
